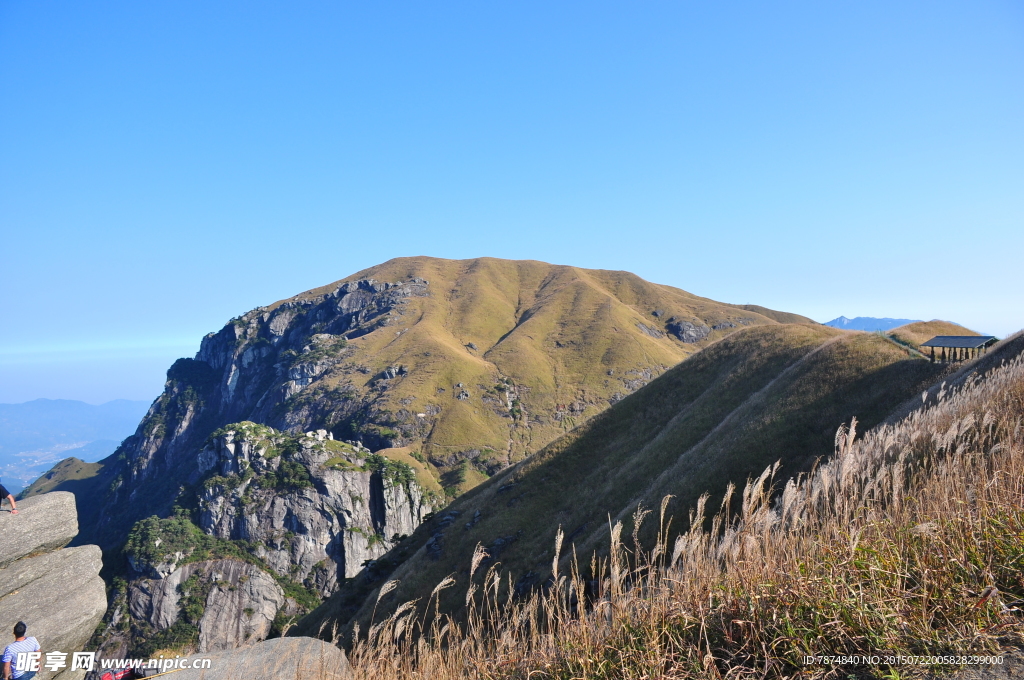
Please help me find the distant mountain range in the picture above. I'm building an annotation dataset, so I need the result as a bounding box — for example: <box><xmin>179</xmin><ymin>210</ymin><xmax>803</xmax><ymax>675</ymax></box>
<box><xmin>0</xmin><ymin>398</ymin><xmax>150</xmax><ymax>492</ymax></box>
<box><xmin>824</xmin><ymin>316</ymin><xmax>921</xmax><ymax>332</ymax></box>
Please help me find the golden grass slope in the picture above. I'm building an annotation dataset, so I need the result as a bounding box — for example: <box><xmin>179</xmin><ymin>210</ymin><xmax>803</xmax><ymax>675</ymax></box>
<box><xmin>337</xmin><ymin>330</ymin><xmax>1024</xmax><ymax>680</ymax></box>
<box><xmin>272</xmin><ymin>257</ymin><xmax>798</xmax><ymax>482</ymax></box>
<box><xmin>296</xmin><ymin>323</ymin><xmax>946</xmax><ymax>636</ymax></box>
<box><xmin>887</xmin><ymin>319</ymin><xmax>981</xmax><ymax>349</ymax></box>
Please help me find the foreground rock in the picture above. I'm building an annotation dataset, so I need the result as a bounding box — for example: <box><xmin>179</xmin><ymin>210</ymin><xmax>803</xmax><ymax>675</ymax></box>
<box><xmin>0</xmin><ymin>491</ymin><xmax>79</xmax><ymax>568</ymax></box>
<box><xmin>0</xmin><ymin>492</ymin><xmax>107</xmax><ymax>680</ymax></box>
<box><xmin>168</xmin><ymin>637</ymin><xmax>351</xmax><ymax>680</ymax></box>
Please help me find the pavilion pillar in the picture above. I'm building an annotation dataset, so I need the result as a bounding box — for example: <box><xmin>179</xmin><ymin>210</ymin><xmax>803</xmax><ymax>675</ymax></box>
<box><xmin>930</xmin><ymin>346</ymin><xmax>935</xmax><ymax>363</ymax></box>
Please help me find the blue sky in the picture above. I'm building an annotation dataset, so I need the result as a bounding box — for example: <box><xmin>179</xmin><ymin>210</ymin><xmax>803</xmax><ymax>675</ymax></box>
<box><xmin>2</xmin><ymin>1</ymin><xmax>1022</xmax><ymax>404</ymax></box>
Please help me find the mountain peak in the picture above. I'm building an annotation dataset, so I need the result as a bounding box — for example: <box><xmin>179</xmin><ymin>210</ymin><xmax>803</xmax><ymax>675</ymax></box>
<box><xmin>824</xmin><ymin>316</ymin><xmax>921</xmax><ymax>332</ymax></box>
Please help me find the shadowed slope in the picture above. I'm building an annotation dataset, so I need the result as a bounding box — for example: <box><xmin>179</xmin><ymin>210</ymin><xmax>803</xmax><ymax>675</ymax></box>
<box><xmin>296</xmin><ymin>324</ymin><xmax>945</xmax><ymax>635</ymax></box>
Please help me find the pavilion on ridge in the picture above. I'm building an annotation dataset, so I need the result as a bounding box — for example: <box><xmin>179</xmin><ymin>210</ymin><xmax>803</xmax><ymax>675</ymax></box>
<box><xmin>920</xmin><ymin>335</ymin><xmax>997</xmax><ymax>364</ymax></box>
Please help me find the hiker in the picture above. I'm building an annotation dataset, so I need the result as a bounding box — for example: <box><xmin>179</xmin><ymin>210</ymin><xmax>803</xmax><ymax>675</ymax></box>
<box><xmin>0</xmin><ymin>481</ymin><xmax>16</xmax><ymax>515</ymax></box>
<box><xmin>2</xmin><ymin>621</ymin><xmax>40</xmax><ymax>680</ymax></box>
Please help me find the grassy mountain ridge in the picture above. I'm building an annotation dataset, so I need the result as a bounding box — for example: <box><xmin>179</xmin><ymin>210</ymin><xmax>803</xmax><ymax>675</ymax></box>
<box><xmin>296</xmin><ymin>323</ymin><xmax>947</xmax><ymax>636</ymax></box>
<box><xmin>51</xmin><ymin>256</ymin><xmax>804</xmax><ymax>552</ymax></box>
<box><xmin>263</xmin><ymin>256</ymin><xmax>798</xmax><ymax>477</ymax></box>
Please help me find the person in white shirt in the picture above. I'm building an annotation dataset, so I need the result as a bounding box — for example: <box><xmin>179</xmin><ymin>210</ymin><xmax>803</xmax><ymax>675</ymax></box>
<box><xmin>2</xmin><ymin>622</ymin><xmax>39</xmax><ymax>680</ymax></box>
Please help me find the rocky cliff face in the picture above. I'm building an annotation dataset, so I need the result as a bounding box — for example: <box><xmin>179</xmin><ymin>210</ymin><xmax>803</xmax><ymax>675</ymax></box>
<box><xmin>195</xmin><ymin>424</ymin><xmax>430</xmax><ymax>590</ymax></box>
<box><xmin>90</xmin><ymin>277</ymin><xmax>433</xmax><ymax>548</ymax></box>
<box><xmin>128</xmin><ymin>559</ymin><xmax>285</xmax><ymax>652</ymax></box>
<box><xmin>95</xmin><ymin>422</ymin><xmax>434</xmax><ymax>656</ymax></box>
<box><xmin>0</xmin><ymin>492</ymin><xmax>107</xmax><ymax>680</ymax></box>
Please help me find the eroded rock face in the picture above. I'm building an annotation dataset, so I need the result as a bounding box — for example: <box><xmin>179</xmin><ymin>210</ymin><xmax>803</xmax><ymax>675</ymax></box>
<box><xmin>128</xmin><ymin>558</ymin><xmax>285</xmax><ymax>652</ymax></box>
<box><xmin>0</xmin><ymin>493</ymin><xmax>106</xmax><ymax>680</ymax></box>
<box><xmin>198</xmin><ymin>561</ymin><xmax>285</xmax><ymax>652</ymax></box>
<box><xmin>89</xmin><ymin>278</ymin><xmax>432</xmax><ymax>551</ymax></box>
<box><xmin>197</xmin><ymin>427</ymin><xmax>431</xmax><ymax>593</ymax></box>
<box><xmin>108</xmin><ymin>424</ymin><xmax>434</xmax><ymax>656</ymax></box>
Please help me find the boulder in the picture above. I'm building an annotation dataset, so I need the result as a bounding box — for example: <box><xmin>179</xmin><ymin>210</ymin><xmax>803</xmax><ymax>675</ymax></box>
<box><xmin>0</xmin><ymin>492</ymin><xmax>78</xmax><ymax>568</ymax></box>
<box><xmin>666</xmin><ymin>319</ymin><xmax>711</xmax><ymax>343</ymax></box>
<box><xmin>163</xmin><ymin>636</ymin><xmax>351</xmax><ymax>680</ymax></box>
<box><xmin>0</xmin><ymin>546</ymin><xmax>106</xmax><ymax>680</ymax></box>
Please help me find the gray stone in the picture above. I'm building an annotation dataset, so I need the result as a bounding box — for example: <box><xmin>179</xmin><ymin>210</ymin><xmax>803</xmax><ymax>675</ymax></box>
<box><xmin>162</xmin><ymin>636</ymin><xmax>351</xmax><ymax>680</ymax></box>
<box><xmin>0</xmin><ymin>492</ymin><xmax>78</xmax><ymax>568</ymax></box>
<box><xmin>666</xmin><ymin>319</ymin><xmax>711</xmax><ymax>343</ymax></box>
<box><xmin>198</xmin><ymin>561</ymin><xmax>285</xmax><ymax>652</ymax></box>
<box><xmin>129</xmin><ymin>558</ymin><xmax>286</xmax><ymax>653</ymax></box>
<box><xmin>0</xmin><ymin>545</ymin><xmax>107</xmax><ymax>680</ymax></box>
<box><xmin>198</xmin><ymin>431</ymin><xmax>433</xmax><ymax>590</ymax></box>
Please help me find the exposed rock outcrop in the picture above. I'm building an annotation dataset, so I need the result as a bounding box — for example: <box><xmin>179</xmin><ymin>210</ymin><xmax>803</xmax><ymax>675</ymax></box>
<box><xmin>103</xmin><ymin>423</ymin><xmax>435</xmax><ymax>656</ymax></box>
<box><xmin>0</xmin><ymin>493</ymin><xmax>106</xmax><ymax>680</ymax></box>
<box><xmin>666</xmin><ymin>318</ymin><xmax>711</xmax><ymax>343</ymax></box>
<box><xmin>197</xmin><ymin>424</ymin><xmax>432</xmax><ymax>591</ymax></box>
<box><xmin>129</xmin><ymin>559</ymin><xmax>285</xmax><ymax>652</ymax></box>
<box><xmin>88</xmin><ymin>277</ymin><xmax>434</xmax><ymax>551</ymax></box>
<box><xmin>1</xmin><ymin>490</ymin><xmax>79</xmax><ymax>568</ymax></box>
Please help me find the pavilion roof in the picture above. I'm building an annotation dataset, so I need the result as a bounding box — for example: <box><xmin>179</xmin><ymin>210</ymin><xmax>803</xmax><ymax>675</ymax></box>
<box><xmin>920</xmin><ymin>336</ymin><xmax>997</xmax><ymax>349</ymax></box>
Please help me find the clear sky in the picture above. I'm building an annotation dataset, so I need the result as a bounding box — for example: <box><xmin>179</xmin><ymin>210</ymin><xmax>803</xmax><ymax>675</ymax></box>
<box><xmin>2</xmin><ymin>1</ymin><xmax>1022</xmax><ymax>404</ymax></box>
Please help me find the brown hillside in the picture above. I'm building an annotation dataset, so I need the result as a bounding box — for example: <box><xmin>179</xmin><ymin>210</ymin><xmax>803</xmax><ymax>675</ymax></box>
<box><xmin>263</xmin><ymin>257</ymin><xmax>790</xmax><ymax>486</ymax></box>
<box><xmin>296</xmin><ymin>322</ymin><xmax>945</xmax><ymax>636</ymax></box>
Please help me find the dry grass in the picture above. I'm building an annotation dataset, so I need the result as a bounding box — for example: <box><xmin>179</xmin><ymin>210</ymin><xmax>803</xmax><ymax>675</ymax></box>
<box><xmin>330</xmin><ymin>349</ymin><xmax>1024</xmax><ymax>679</ymax></box>
<box><xmin>300</xmin><ymin>325</ymin><xmax>944</xmax><ymax>638</ymax></box>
